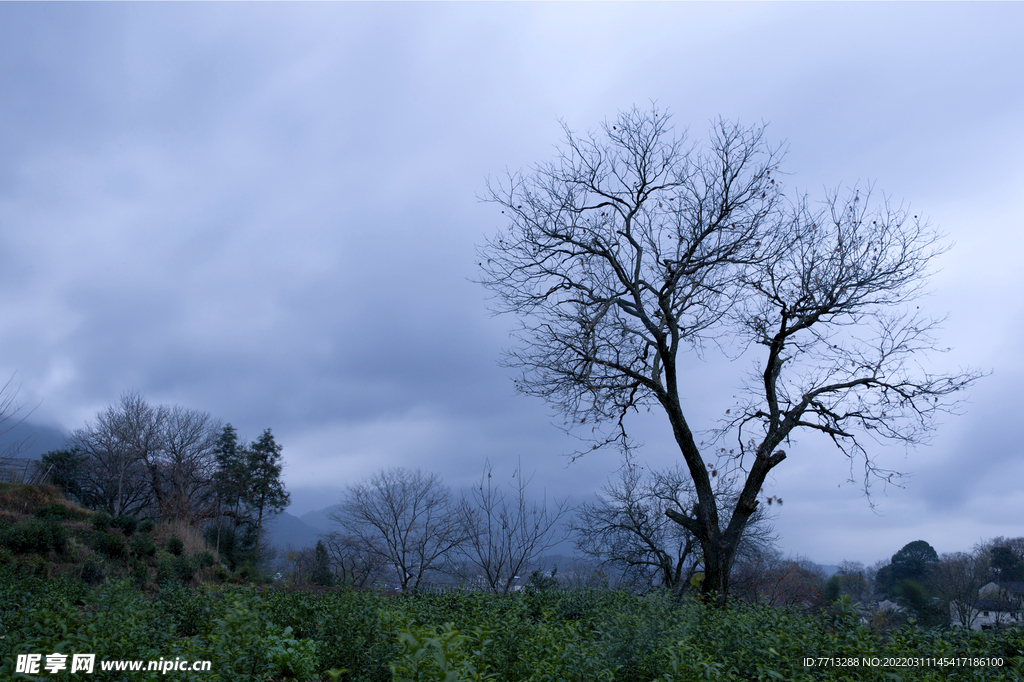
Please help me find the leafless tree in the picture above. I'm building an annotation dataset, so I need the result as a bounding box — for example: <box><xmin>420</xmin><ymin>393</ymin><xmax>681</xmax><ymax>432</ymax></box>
<box><xmin>459</xmin><ymin>459</ymin><xmax>570</xmax><ymax>593</ymax></box>
<box><xmin>283</xmin><ymin>544</ymin><xmax>318</xmax><ymax>585</ymax></box>
<box><xmin>732</xmin><ymin>547</ymin><xmax>826</xmax><ymax>608</ymax></box>
<box><xmin>575</xmin><ymin>464</ymin><xmax>773</xmax><ymax>597</ymax></box>
<box><xmin>155</xmin><ymin>406</ymin><xmax>220</xmax><ymax>525</ymax></box>
<box><xmin>320</xmin><ymin>530</ymin><xmax>387</xmax><ymax>588</ymax></box>
<box><xmin>574</xmin><ymin>466</ymin><xmax>695</xmax><ymax>597</ymax></box>
<box><xmin>332</xmin><ymin>468</ymin><xmax>469</xmax><ymax>592</ymax></box>
<box><xmin>0</xmin><ymin>374</ymin><xmax>34</xmax><ymax>459</ymax></box>
<box><xmin>66</xmin><ymin>392</ymin><xmax>222</xmax><ymax>524</ymax></box>
<box><xmin>69</xmin><ymin>392</ymin><xmax>165</xmax><ymax>516</ymax></box>
<box><xmin>934</xmin><ymin>551</ymin><xmax>990</xmax><ymax>629</ymax></box>
<box><xmin>478</xmin><ymin>106</ymin><xmax>981</xmax><ymax>598</ymax></box>
<box><xmin>834</xmin><ymin>560</ymin><xmax>870</xmax><ymax>603</ymax></box>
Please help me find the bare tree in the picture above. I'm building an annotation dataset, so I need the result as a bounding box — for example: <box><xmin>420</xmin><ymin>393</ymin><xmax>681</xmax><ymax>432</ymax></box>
<box><xmin>934</xmin><ymin>551</ymin><xmax>990</xmax><ymax>629</ymax></box>
<box><xmin>320</xmin><ymin>530</ymin><xmax>387</xmax><ymax>588</ymax></box>
<box><xmin>0</xmin><ymin>374</ymin><xmax>35</xmax><ymax>459</ymax></box>
<box><xmin>158</xmin><ymin>406</ymin><xmax>220</xmax><ymax>525</ymax></box>
<box><xmin>576</xmin><ymin>464</ymin><xmax>773</xmax><ymax>597</ymax></box>
<box><xmin>478</xmin><ymin>106</ymin><xmax>981</xmax><ymax>598</ymax></box>
<box><xmin>333</xmin><ymin>468</ymin><xmax>468</xmax><ymax>592</ymax></box>
<box><xmin>64</xmin><ymin>393</ymin><xmax>227</xmax><ymax>526</ymax></box>
<box><xmin>459</xmin><ymin>459</ymin><xmax>570</xmax><ymax>593</ymax></box>
<box><xmin>732</xmin><ymin>547</ymin><xmax>826</xmax><ymax>608</ymax></box>
<box><xmin>575</xmin><ymin>466</ymin><xmax>698</xmax><ymax>597</ymax></box>
<box><xmin>834</xmin><ymin>560</ymin><xmax>870</xmax><ymax>603</ymax></box>
<box><xmin>69</xmin><ymin>392</ymin><xmax>164</xmax><ymax>516</ymax></box>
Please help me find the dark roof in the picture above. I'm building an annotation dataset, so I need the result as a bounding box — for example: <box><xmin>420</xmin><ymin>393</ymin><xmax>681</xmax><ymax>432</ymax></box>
<box><xmin>973</xmin><ymin>599</ymin><xmax>1018</xmax><ymax>612</ymax></box>
<box><xmin>999</xmin><ymin>582</ymin><xmax>1024</xmax><ymax>595</ymax></box>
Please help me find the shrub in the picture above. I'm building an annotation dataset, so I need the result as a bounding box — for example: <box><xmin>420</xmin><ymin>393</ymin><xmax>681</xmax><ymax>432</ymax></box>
<box><xmin>157</xmin><ymin>556</ymin><xmax>174</xmax><ymax>585</ymax></box>
<box><xmin>16</xmin><ymin>553</ymin><xmax>48</xmax><ymax>576</ymax></box>
<box><xmin>138</xmin><ymin>518</ymin><xmax>156</xmax><ymax>533</ymax></box>
<box><xmin>525</xmin><ymin>567</ymin><xmax>559</xmax><ymax>594</ymax></box>
<box><xmin>113</xmin><ymin>514</ymin><xmax>138</xmax><ymax>536</ymax></box>
<box><xmin>205</xmin><ymin>597</ymin><xmax>319</xmax><ymax>682</ymax></box>
<box><xmin>0</xmin><ymin>518</ymin><xmax>67</xmax><ymax>554</ymax></box>
<box><xmin>91</xmin><ymin>532</ymin><xmax>127</xmax><ymax>560</ymax></box>
<box><xmin>130</xmin><ymin>533</ymin><xmax>157</xmax><ymax>558</ymax></box>
<box><xmin>156</xmin><ymin>553</ymin><xmax>196</xmax><ymax>586</ymax></box>
<box><xmin>156</xmin><ymin>581</ymin><xmax>209</xmax><ymax>636</ymax></box>
<box><xmin>130</xmin><ymin>559</ymin><xmax>149</xmax><ymax>588</ymax></box>
<box><xmin>80</xmin><ymin>557</ymin><xmax>105</xmax><ymax>585</ymax></box>
<box><xmin>167</xmin><ymin>536</ymin><xmax>184</xmax><ymax>556</ymax></box>
<box><xmin>91</xmin><ymin>511</ymin><xmax>113</xmax><ymax>531</ymax></box>
<box><xmin>173</xmin><ymin>555</ymin><xmax>196</xmax><ymax>584</ymax></box>
<box><xmin>237</xmin><ymin>562</ymin><xmax>260</xmax><ymax>583</ymax></box>
<box><xmin>34</xmin><ymin>503</ymin><xmax>71</xmax><ymax>520</ymax></box>
<box><xmin>196</xmin><ymin>550</ymin><xmax>216</xmax><ymax>568</ymax></box>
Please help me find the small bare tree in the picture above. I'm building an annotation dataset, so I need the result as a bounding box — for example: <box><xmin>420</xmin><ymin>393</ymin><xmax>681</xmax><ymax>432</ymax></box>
<box><xmin>732</xmin><ymin>547</ymin><xmax>826</xmax><ymax>608</ymax></box>
<box><xmin>478</xmin><ymin>106</ymin><xmax>982</xmax><ymax>598</ymax></box>
<box><xmin>320</xmin><ymin>530</ymin><xmax>386</xmax><ymax>588</ymax></box>
<box><xmin>575</xmin><ymin>464</ymin><xmax>774</xmax><ymax>597</ymax></box>
<box><xmin>459</xmin><ymin>460</ymin><xmax>570</xmax><ymax>593</ymax></box>
<box><xmin>333</xmin><ymin>468</ymin><xmax>468</xmax><ymax>592</ymax></box>
<box><xmin>0</xmin><ymin>374</ymin><xmax>34</xmax><ymax>460</ymax></box>
<box><xmin>935</xmin><ymin>551</ymin><xmax>990</xmax><ymax>629</ymax></box>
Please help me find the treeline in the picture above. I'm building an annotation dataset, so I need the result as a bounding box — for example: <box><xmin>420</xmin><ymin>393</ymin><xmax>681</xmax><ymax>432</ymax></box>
<box><xmin>287</xmin><ymin>463</ymin><xmax>571</xmax><ymax>593</ymax></box>
<box><xmin>284</xmin><ymin>462</ymin><xmax>775</xmax><ymax>598</ymax></box>
<box><xmin>40</xmin><ymin>392</ymin><xmax>288</xmax><ymax>570</ymax></box>
<box><xmin>287</xmin><ymin>462</ymin><xmax>1024</xmax><ymax>633</ymax></box>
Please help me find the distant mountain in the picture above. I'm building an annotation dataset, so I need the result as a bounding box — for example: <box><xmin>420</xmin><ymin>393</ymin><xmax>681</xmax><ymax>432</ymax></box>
<box><xmin>265</xmin><ymin>511</ymin><xmax>329</xmax><ymax>552</ymax></box>
<box><xmin>0</xmin><ymin>421</ymin><xmax>68</xmax><ymax>460</ymax></box>
<box><xmin>299</xmin><ymin>504</ymin><xmax>341</xmax><ymax>534</ymax></box>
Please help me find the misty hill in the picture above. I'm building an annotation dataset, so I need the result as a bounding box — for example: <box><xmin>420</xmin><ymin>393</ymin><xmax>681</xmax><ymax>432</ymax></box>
<box><xmin>0</xmin><ymin>421</ymin><xmax>68</xmax><ymax>460</ymax></box>
<box><xmin>298</xmin><ymin>504</ymin><xmax>341</xmax><ymax>533</ymax></box>
<box><xmin>265</xmin><ymin>511</ymin><xmax>330</xmax><ymax>552</ymax></box>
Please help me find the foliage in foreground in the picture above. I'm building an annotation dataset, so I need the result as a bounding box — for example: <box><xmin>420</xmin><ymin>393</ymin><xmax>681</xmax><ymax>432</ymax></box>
<box><xmin>1</xmin><ymin>569</ymin><xmax>1022</xmax><ymax>681</ymax></box>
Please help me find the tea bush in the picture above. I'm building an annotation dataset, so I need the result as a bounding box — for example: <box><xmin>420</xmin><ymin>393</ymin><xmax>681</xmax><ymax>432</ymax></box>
<box><xmin>167</xmin><ymin>535</ymin><xmax>185</xmax><ymax>556</ymax></box>
<box><xmin>130</xmin><ymin>532</ymin><xmax>157</xmax><ymax>558</ymax></box>
<box><xmin>34</xmin><ymin>502</ymin><xmax>84</xmax><ymax>521</ymax></box>
<box><xmin>90</xmin><ymin>531</ymin><xmax>127</xmax><ymax>559</ymax></box>
<box><xmin>2</xmin><ymin>570</ymin><xmax>1022</xmax><ymax>682</ymax></box>
<box><xmin>114</xmin><ymin>514</ymin><xmax>139</xmax><ymax>536</ymax></box>
<box><xmin>0</xmin><ymin>517</ymin><xmax>67</xmax><ymax>554</ymax></box>
<box><xmin>91</xmin><ymin>511</ymin><xmax>113</xmax><ymax>531</ymax></box>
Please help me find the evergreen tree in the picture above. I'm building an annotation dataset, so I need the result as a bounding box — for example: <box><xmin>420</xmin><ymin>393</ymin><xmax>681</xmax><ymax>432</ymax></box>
<box><xmin>312</xmin><ymin>540</ymin><xmax>334</xmax><ymax>586</ymax></box>
<box><xmin>212</xmin><ymin>424</ymin><xmax>247</xmax><ymax>563</ymax></box>
<box><xmin>890</xmin><ymin>540</ymin><xmax>939</xmax><ymax>583</ymax></box>
<box><xmin>991</xmin><ymin>546</ymin><xmax>1024</xmax><ymax>583</ymax></box>
<box><xmin>245</xmin><ymin>429</ymin><xmax>290</xmax><ymax>566</ymax></box>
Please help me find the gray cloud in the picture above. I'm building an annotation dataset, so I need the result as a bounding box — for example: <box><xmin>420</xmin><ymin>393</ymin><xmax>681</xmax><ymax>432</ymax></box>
<box><xmin>1</xmin><ymin>3</ymin><xmax>1021</xmax><ymax>565</ymax></box>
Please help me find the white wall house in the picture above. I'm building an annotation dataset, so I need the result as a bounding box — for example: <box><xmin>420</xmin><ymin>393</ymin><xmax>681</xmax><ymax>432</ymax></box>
<box><xmin>951</xmin><ymin>598</ymin><xmax>1022</xmax><ymax>631</ymax></box>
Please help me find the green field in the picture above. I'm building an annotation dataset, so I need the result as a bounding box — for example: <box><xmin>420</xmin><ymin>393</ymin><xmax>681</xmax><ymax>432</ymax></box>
<box><xmin>2</xmin><ymin>570</ymin><xmax>1022</xmax><ymax>682</ymax></box>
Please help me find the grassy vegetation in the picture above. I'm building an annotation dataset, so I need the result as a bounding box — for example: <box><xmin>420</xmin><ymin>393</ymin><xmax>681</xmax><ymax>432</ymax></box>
<box><xmin>1</xmin><ymin>483</ymin><xmax>1022</xmax><ymax>681</ymax></box>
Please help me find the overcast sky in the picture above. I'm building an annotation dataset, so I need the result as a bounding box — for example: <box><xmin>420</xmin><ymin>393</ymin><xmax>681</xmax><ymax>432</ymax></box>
<box><xmin>1</xmin><ymin>3</ymin><xmax>1021</xmax><ymax>567</ymax></box>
